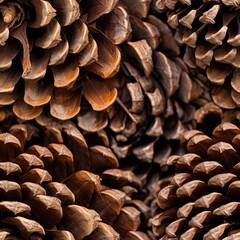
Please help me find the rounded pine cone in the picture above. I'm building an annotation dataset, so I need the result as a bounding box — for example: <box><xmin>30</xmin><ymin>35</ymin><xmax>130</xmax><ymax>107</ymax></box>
<box><xmin>0</xmin><ymin>0</ymin><xmax>124</xmax><ymax>121</ymax></box>
<box><xmin>159</xmin><ymin>0</ymin><xmax>240</xmax><ymax>109</ymax></box>
<box><xmin>151</xmin><ymin>122</ymin><xmax>240</xmax><ymax>239</ymax></box>
<box><xmin>0</xmin><ymin>120</ymin><xmax>151</xmax><ymax>239</ymax></box>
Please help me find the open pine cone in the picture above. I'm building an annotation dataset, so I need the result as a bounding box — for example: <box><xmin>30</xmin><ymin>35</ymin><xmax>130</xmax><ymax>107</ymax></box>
<box><xmin>159</xmin><ymin>0</ymin><xmax>240</xmax><ymax>109</ymax></box>
<box><xmin>0</xmin><ymin>120</ymin><xmax>152</xmax><ymax>239</ymax></box>
<box><xmin>151</xmin><ymin>122</ymin><xmax>240</xmax><ymax>239</ymax></box>
<box><xmin>104</xmin><ymin>3</ymin><xmax>213</xmax><ymax>199</ymax></box>
<box><xmin>0</xmin><ymin>0</ymin><xmax>125</xmax><ymax>121</ymax></box>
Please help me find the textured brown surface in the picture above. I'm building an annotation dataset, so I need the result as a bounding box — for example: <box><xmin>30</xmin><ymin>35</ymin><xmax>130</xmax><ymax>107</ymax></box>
<box><xmin>0</xmin><ymin>0</ymin><xmax>124</xmax><ymax>120</ymax></box>
<box><xmin>0</xmin><ymin>2</ymin><xmax>218</xmax><ymax>238</ymax></box>
<box><xmin>0</xmin><ymin>120</ymin><xmax>151</xmax><ymax>239</ymax></box>
<box><xmin>2</xmin><ymin>0</ymin><xmax>240</xmax><ymax>239</ymax></box>
<box><xmin>151</xmin><ymin>122</ymin><xmax>240</xmax><ymax>239</ymax></box>
<box><xmin>160</xmin><ymin>0</ymin><xmax>240</xmax><ymax>109</ymax></box>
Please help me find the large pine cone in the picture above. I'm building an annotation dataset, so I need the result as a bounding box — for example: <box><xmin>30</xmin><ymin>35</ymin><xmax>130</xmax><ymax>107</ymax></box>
<box><xmin>105</xmin><ymin>4</ymin><xmax>212</xmax><ymax>198</ymax></box>
<box><xmin>151</xmin><ymin>122</ymin><xmax>240</xmax><ymax>239</ymax></box>
<box><xmin>0</xmin><ymin>0</ymin><xmax>125</xmax><ymax>121</ymax></box>
<box><xmin>0</xmin><ymin>120</ymin><xmax>151</xmax><ymax>239</ymax></box>
<box><xmin>159</xmin><ymin>0</ymin><xmax>240</xmax><ymax>109</ymax></box>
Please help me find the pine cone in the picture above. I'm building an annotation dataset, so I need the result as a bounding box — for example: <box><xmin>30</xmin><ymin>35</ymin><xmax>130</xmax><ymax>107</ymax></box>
<box><xmin>106</xmin><ymin>8</ymin><xmax>212</xmax><ymax>198</ymax></box>
<box><xmin>0</xmin><ymin>120</ymin><xmax>151</xmax><ymax>239</ymax></box>
<box><xmin>160</xmin><ymin>0</ymin><xmax>240</xmax><ymax>109</ymax></box>
<box><xmin>149</xmin><ymin>102</ymin><xmax>240</xmax><ymax>223</ymax></box>
<box><xmin>36</xmin><ymin>115</ymin><xmax>153</xmax><ymax>239</ymax></box>
<box><xmin>0</xmin><ymin>0</ymin><xmax>125</xmax><ymax>121</ymax></box>
<box><xmin>151</xmin><ymin>122</ymin><xmax>240</xmax><ymax>239</ymax></box>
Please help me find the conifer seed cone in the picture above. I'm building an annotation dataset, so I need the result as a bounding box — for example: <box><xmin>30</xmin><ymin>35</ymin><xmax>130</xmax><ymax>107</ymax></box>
<box><xmin>0</xmin><ymin>120</ymin><xmax>151</xmax><ymax>239</ymax></box>
<box><xmin>160</xmin><ymin>0</ymin><xmax>240</xmax><ymax>109</ymax></box>
<box><xmin>0</xmin><ymin>0</ymin><xmax>123</xmax><ymax>120</ymax></box>
<box><xmin>152</xmin><ymin>122</ymin><xmax>240</xmax><ymax>239</ymax></box>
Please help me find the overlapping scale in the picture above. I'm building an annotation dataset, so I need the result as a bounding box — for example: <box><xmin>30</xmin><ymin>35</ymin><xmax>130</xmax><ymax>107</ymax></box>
<box><xmin>152</xmin><ymin>123</ymin><xmax>240</xmax><ymax>239</ymax></box>
<box><xmin>0</xmin><ymin>117</ymin><xmax>152</xmax><ymax>239</ymax></box>
<box><xmin>0</xmin><ymin>0</ymin><xmax>125</xmax><ymax>120</ymax></box>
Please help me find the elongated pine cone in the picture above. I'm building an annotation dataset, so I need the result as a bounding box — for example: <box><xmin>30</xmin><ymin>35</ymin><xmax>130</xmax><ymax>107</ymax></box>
<box><xmin>0</xmin><ymin>0</ymin><xmax>124</xmax><ymax>121</ymax></box>
<box><xmin>151</xmin><ymin>122</ymin><xmax>240</xmax><ymax>239</ymax></box>
<box><xmin>0</xmin><ymin>121</ymin><xmax>151</xmax><ymax>240</ymax></box>
<box><xmin>104</xmin><ymin>2</ymin><xmax>212</xmax><ymax>198</ymax></box>
<box><xmin>159</xmin><ymin>0</ymin><xmax>240</xmax><ymax>109</ymax></box>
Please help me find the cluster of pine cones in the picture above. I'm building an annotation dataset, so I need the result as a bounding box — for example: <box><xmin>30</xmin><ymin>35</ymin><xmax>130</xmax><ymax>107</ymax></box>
<box><xmin>1</xmin><ymin>0</ymin><xmax>240</xmax><ymax>239</ymax></box>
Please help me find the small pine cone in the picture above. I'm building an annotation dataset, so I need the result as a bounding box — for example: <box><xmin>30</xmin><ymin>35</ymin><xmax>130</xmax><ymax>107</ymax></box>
<box><xmin>160</xmin><ymin>0</ymin><xmax>240</xmax><ymax>109</ymax></box>
<box><xmin>151</xmin><ymin>122</ymin><xmax>240</xmax><ymax>239</ymax></box>
<box><xmin>0</xmin><ymin>0</ymin><xmax>127</xmax><ymax>121</ymax></box>
<box><xmin>0</xmin><ymin>119</ymin><xmax>152</xmax><ymax>239</ymax></box>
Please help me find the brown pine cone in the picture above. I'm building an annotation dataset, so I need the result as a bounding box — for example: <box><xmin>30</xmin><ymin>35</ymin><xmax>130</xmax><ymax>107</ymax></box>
<box><xmin>0</xmin><ymin>120</ymin><xmax>151</xmax><ymax>239</ymax></box>
<box><xmin>36</xmin><ymin>116</ymin><xmax>151</xmax><ymax>240</ymax></box>
<box><xmin>147</xmin><ymin>102</ymin><xmax>240</xmax><ymax>224</ymax></box>
<box><xmin>109</xmin><ymin>3</ymin><xmax>212</xmax><ymax>156</ymax></box>
<box><xmin>0</xmin><ymin>0</ymin><xmax>125</xmax><ymax>121</ymax></box>
<box><xmin>151</xmin><ymin>122</ymin><xmax>240</xmax><ymax>239</ymax></box>
<box><xmin>159</xmin><ymin>0</ymin><xmax>240</xmax><ymax>109</ymax></box>
<box><xmin>105</xmin><ymin>6</ymin><xmax>212</xmax><ymax>201</ymax></box>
